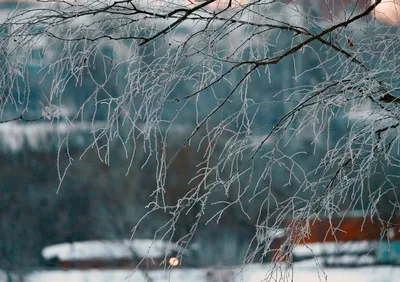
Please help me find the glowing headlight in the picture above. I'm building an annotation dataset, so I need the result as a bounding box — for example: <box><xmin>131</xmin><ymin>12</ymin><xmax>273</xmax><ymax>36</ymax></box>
<box><xmin>168</xmin><ymin>257</ymin><xmax>179</xmax><ymax>267</ymax></box>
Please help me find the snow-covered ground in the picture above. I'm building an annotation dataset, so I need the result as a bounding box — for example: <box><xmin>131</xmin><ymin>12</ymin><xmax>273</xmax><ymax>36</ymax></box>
<box><xmin>3</xmin><ymin>262</ymin><xmax>398</xmax><ymax>282</ymax></box>
<box><xmin>25</xmin><ymin>269</ymin><xmax>147</xmax><ymax>282</ymax></box>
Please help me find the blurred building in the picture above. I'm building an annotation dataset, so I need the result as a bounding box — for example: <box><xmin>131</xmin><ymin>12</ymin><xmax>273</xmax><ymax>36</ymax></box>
<box><xmin>271</xmin><ymin>213</ymin><xmax>400</xmax><ymax>266</ymax></box>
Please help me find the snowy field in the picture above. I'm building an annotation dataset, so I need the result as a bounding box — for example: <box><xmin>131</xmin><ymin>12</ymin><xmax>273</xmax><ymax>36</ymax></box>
<box><xmin>2</xmin><ymin>262</ymin><xmax>400</xmax><ymax>282</ymax></box>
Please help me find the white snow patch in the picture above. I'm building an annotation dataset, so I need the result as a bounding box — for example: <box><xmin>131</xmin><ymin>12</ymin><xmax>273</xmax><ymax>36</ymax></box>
<box><xmin>346</xmin><ymin>105</ymin><xmax>389</xmax><ymax>121</ymax></box>
<box><xmin>42</xmin><ymin>239</ymin><xmax>182</xmax><ymax>261</ymax></box>
<box><xmin>0</xmin><ymin>121</ymin><xmax>105</xmax><ymax>152</ymax></box>
<box><xmin>0</xmin><ymin>270</ymin><xmax>6</xmax><ymax>282</ymax></box>
<box><xmin>257</xmin><ymin>227</ymin><xmax>286</xmax><ymax>242</ymax></box>
<box><xmin>323</xmin><ymin>254</ymin><xmax>376</xmax><ymax>265</ymax></box>
<box><xmin>293</xmin><ymin>241</ymin><xmax>378</xmax><ymax>257</ymax></box>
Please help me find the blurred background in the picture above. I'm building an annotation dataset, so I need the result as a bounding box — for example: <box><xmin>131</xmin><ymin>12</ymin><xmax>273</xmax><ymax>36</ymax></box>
<box><xmin>1</xmin><ymin>0</ymin><xmax>400</xmax><ymax>281</ymax></box>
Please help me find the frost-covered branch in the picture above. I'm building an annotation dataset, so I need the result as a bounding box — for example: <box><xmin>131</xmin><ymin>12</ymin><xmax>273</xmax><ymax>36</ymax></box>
<box><xmin>2</xmin><ymin>0</ymin><xmax>400</xmax><ymax>276</ymax></box>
